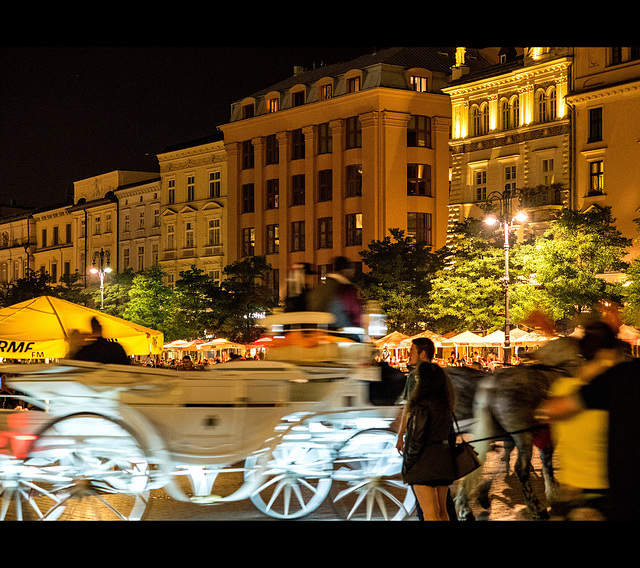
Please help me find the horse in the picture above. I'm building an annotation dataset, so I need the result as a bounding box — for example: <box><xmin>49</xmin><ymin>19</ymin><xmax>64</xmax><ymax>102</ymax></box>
<box><xmin>447</xmin><ymin>337</ymin><xmax>582</xmax><ymax>521</ymax></box>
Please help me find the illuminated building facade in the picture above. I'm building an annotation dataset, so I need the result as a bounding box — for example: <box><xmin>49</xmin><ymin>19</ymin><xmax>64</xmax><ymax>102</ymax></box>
<box><xmin>444</xmin><ymin>47</ymin><xmax>573</xmax><ymax>241</ymax></box>
<box><xmin>157</xmin><ymin>135</ymin><xmax>227</xmax><ymax>287</ymax></box>
<box><xmin>219</xmin><ymin>47</ymin><xmax>463</xmax><ymax>300</ymax></box>
<box><xmin>32</xmin><ymin>205</ymin><xmax>75</xmax><ymax>286</ymax></box>
<box><xmin>0</xmin><ymin>207</ymin><xmax>35</xmax><ymax>285</ymax></box>
<box><xmin>117</xmin><ymin>177</ymin><xmax>162</xmax><ymax>275</ymax></box>
<box><xmin>568</xmin><ymin>47</ymin><xmax>640</xmax><ymax>262</ymax></box>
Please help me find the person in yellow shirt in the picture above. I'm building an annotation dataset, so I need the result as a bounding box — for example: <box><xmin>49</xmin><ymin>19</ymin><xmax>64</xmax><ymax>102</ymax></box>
<box><xmin>549</xmin><ymin>321</ymin><xmax>627</xmax><ymax>520</ymax></box>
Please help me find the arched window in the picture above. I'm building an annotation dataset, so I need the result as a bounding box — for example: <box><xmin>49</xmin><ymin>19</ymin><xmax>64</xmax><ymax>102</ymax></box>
<box><xmin>472</xmin><ymin>103</ymin><xmax>490</xmax><ymax>135</ymax></box>
<box><xmin>511</xmin><ymin>96</ymin><xmax>520</xmax><ymax>128</ymax></box>
<box><xmin>536</xmin><ymin>89</ymin><xmax>547</xmax><ymax>123</ymax></box>
<box><xmin>548</xmin><ymin>87</ymin><xmax>557</xmax><ymax>121</ymax></box>
<box><xmin>472</xmin><ymin>105</ymin><xmax>481</xmax><ymax>136</ymax></box>
<box><xmin>481</xmin><ymin>103</ymin><xmax>489</xmax><ymax>134</ymax></box>
<box><xmin>501</xmin><ymin>98</ymin><xmax>510</xmax><ymax>130</ymax></box>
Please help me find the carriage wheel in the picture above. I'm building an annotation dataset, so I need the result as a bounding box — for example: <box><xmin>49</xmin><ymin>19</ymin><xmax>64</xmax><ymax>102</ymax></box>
<box><xmin>5</xmin><ymin>412</ymin><xmax>156</xmax><ymax>520</ymax></box>
<box><xmin>332</xmin><ymin>428</ymin><xmax>415</xmax><ymax>520</ymax></box>
<box><xmin>244</xmin><ymin>441</ymin><xmax>333</xmax><ymax>520</ymax></box>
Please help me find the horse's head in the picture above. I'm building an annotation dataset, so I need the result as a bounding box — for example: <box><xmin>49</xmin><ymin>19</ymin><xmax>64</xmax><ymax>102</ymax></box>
<box><xmin>523</xmin><ymin>337</ymin><xmax>581</xmax><ymax>374</ymax></box>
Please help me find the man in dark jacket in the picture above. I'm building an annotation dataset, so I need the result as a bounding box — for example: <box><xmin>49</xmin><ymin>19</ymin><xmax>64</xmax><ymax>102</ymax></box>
<box><xmin>74</xmin><ymin>317</ymin><xmax>130</xmax><ymax>365</ymax></box>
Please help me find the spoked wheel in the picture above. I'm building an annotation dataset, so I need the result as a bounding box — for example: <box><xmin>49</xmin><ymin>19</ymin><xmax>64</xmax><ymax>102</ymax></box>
<box><xmin>332</xmin><ymin>428</ymin><xmax>415</xmax><ymax>520</ymax></box>
<box><xmin>4</xmin><ymin>412</ymin><xmax>157</xmax><ymax>520</ymax></box>
<box><xmin>244</xmin><ymin>441</ymin><xmax>333</xmax><ymax>519</ymax></box>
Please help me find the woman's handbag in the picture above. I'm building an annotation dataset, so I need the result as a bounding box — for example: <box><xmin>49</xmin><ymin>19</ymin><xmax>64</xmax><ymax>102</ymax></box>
<box><xmin>451</xmin><ymin>414</ymin><xmax>481</xmax><ymax>480</ymax></box>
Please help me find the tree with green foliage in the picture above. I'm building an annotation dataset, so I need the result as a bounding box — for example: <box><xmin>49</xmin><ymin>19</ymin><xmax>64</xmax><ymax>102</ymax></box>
<box><xmin>86</xmin><ymin>268</ymin><xmax>136</xmax><ymax>317</ymax></box>
<box><xmin>527</xmin><ymin>207</ymin><xmax>631</xmax><ymax>320</ymax></box>
<box><xmin>356</xmin><ymin>228</ymin><xmax>445</xmax><ymax>334</ymax></box>
<box><xmin>0</xmin><ymin>269</ymin><xmax>53</xmax><ymax>307</ymax></box>
<box><xmin>427</xmin><ymin>218</ymin><xmax>527</xmax><ymax>333</ymax></box>
<box><xmin>215</xmin><ymin>256</ymin><xmax>278</xmax><ymax>344</ymax></box>
<box><xmin>124</xmin><ymin>265</ymin><xmax>177</xmax><ymax>339</ymax></box>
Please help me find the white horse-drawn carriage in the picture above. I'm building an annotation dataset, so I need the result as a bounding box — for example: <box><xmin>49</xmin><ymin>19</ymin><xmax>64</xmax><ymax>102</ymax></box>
<box><xmin>0</xmin><ymin>313</ymin><xmax>414</xmax><ymax>520</ymax></box>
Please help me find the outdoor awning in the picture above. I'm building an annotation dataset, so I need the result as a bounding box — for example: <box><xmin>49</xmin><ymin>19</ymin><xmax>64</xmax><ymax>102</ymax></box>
<box><xmin>399</xmin><ymin>330</ymin><xmax>445</xmax><ymax>349</ymax></box>
<box><xmin>0</xmin><ymin>296</ymin><xmax>163</xmax><ymax>359</ymax></box>
<box><xmin>441</xmin><ymin>330</ymin><xmax>484</xmax><ymax>345</ymax></box>
<box><xmin>374</xmin><ymin>331</ymin><xmax>410</xmax><ymax>349</ymax></box>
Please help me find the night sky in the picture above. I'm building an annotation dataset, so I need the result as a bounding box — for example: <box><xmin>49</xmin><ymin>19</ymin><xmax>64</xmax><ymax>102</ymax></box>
<box><xmin>0</xmin><ymin>46</ymin><xmax>378</xmax><ymax>210</ymax></box>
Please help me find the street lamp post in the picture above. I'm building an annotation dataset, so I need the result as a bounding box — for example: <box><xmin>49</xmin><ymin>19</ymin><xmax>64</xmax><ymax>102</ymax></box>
<box><xmin>90</xmin><ymin>249</ymin><xmax>112</xmax><ymax>311</ymax></box>
<box><xmin>483</xmin><ymin>188</ymin><xmax>527</xmax><ymax>365</ymax></box>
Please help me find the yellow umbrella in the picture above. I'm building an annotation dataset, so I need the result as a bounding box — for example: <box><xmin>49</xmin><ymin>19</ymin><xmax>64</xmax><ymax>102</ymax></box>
<box><xmin>0</xmin><ymin>296</ymin><xmax>163</xmax><ymax>359</ymax></box>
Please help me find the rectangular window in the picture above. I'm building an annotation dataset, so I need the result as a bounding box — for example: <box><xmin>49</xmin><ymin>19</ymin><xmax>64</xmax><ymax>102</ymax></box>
<box><xmin>185</xmin><ymin>222</ymin><xmax>194</xmax><ymax>248</ymax></box>
<box><xmin>268</xmin><ymin>98</ymin><xmax>279</xmax><ymax>113</ymax></box>
<box><xmin>265</xmin><ymin>134</ymin><xmax>279</xmax><ymax>165</ymax></box>
<box><xmin>407</xmin><ymin>164</ymin><xmax>432</xmax><ymax>196</ymax></box>
<box><xmin>138</xmin><ymin>211</ymin><xmax>145</xmax><ymax>229</ymax></box>
<box><xmin>94</xmin><ymin>216</ymin><xmax>101</xmax><ymax>235</ymax></box>
<box><xmin>242</xmin><ymin>227</ymin><xmax>255</xmax><ymax>257</ymax></box>
<box><xmin>291</xmin><ymin>221</ymin><xmax>305</xmax><ymax>252</ymax></box>
<box><xmin>291</xmin><ymin>129</ymin><xmax>305</xmax><ymax>160</ymax></box>
<box><xmin>167</xmin><ymin>225</ymin><xmax>175</xmax><ymax>250</ymax></box>
<box><xmin>504</xmin><ymin>165</ymin><xmax>517</xmax><ymax>191</ymax></box>
<box><xmin>542</xmin><ymin>158</ymin><xmax>555</xmax><ymax>185</ymax></box>
<box><xmin>345</xmin><ymin>213</ymin><xmax>363</xmax><ymax>247</ymax></box>
<box><xmin>475</xmin><ymin>170</ymin><xmax>487</xmax><ymax>201</ymax></box>
<box><xmin>318</xmin><ymin>169</ymin><xmax>333</xmax><ymax>202</ymax></box>
<box><xmin>66</xmin><ymin>223</ymin><xmax>72</xmax><ymax>243</ymax></box>
<box><xmin>242</xmin><ymin>140</ymin><xmax>254</xmax><ymax>169</ymax></box>
<box><xmin>292</xmin><ymin>91</ymin><xmax>305</xmax><ymax>107</ymax></box>
<box><xmin>291</xmin><ymin>175</ymin><xmax>305</xmax><ymax>206</ymax></box>
<box><xmin>41</xmin><ymin>228</ymin><xmax>47</xmax><ymax>248</ymax></box>
<box><xmin>589</xmin><ymin>160</ymin><xmax>604</xmax><ymax>195</ymax></box>
<box><xmin>347</xmin><ymin>76</ymin><xmax>360</xmax><ymax>93</ymax></box>
<box><xmin>168</xmin><ymin>179</ymin><xmax>175</xmax><ymax>204</ymax></box>
<box><xmin>266</xmin><ymin>224</ymin><xmax>279</xmax><ymax>254</ymax></box>
<box><xmin>346</xmin><ymin>165</ymin><xmax>362</xmax><ymax>197</ymax></box>
<box><xmin>137</xmin><ymin>246</ymin><xmax>145</xmax><ymax>272</ymax></box>
<box><xmin>242</xmin><ymin>183</ymin><xmax>255</xmax><ymax>213</ymax></box>
<box><xmin>209</xmin><ymin>171</ymin><xmax>221</xmax><ymax>198</ymax></box>
<box><xmin>317</xmin><ymin>217</ymin><xmax>333</xmax><ymax>249</ymax></box>
<box><xmin>52</xmin><ymin>226</ymin><xmax>59</xmax><ymax>245</ymax></box>
<box><xmin>588</xmin><ymin>107</ymin><xmax>603</xmax><ymax>143</ymax></box>
<box><xmin>265</xmin><ymin>179</ymin><xmax>279</xmax><ymax>209</ymax></box>
<box><xmin>318</xmin><ymin>122</ymin><xmax>333</xmax><ymax>154</ymax></box>
<box><xmin>407</xmin><ymin>212</ymin><xmax>432</xmax><ymax>245</ymax></box>
<box><xmin>208</xmin><ymin>218</ymin><xmax>221</xmax><ymax>246</ymax></box>
<box><xmin>105</xmin><ymin>213</ymin><xmax>112</xmax><ymax>233</ymax></box>
<box><xmin>410</xmin><ymin>76</ymin><xmax>428</xmax><ymax>92</ymax></box>
<box><xmin>407</xmin><ymin>115</ymin><xmax>432</xmax><ymax>148</ymax></box>
<box><xmin>320</xmin><ymin>84</ymin><xmax>333</xmax><ymax>100</ymax></box>
<box><xmin>187</xmin><ymin>175</ymin><xmax>195</xmax><ymax>201</ymax></box>
<box><xmin>346</xmin><ymin>116</ymin><xmax>361</xmax><ymax>149</ymax></box>
<box><xmin>152</xmin><ymin>243</ymin><xmax>159</xmax><ymax>265</ymax></box>
<box><xmin>124</xmin><ymin>214</ymin><xmax>130</xmax><ymax>232</ymax></box>
<box><xmin>123</xmin><ymin>248</ymin><xmax>130</xmax><ymax>269</ymax></box>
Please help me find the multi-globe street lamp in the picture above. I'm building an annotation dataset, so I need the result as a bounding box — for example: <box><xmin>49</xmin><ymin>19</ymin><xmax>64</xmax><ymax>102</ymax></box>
<box><xmin>90</xmin><ymin>249</ymin><xmax>112</xmax><ymax>311</ymax></box>
<box><xmin>483</xmin><ymin>188</ymin><xmax>528</xmax><ymax>365</ymax></box>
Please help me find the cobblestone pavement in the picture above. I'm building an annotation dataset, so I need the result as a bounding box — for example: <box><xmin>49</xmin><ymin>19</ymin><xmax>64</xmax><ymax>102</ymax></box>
<box><xmin>144</xmin><ymin>441</ymin><xmax>550</xmax><ymax>521</ymax></box>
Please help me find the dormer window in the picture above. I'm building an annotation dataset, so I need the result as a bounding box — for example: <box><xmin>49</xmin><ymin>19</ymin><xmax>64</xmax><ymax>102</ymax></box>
<box><xmin>268</xmin><ymin>97</ymin><xmax>279</xmax><ymax>113</ymax></box>
<box><xmin>320</xmin><ymin>83</ymin><xmax>333</xmax><ymax>100</ymax></box>
<box><xmin>347</xmin><ymin>76</ymin><xmax>360</xmax><ymax>93</ymax></box>
<box><xmin>292</xmin><ymin>89</ymin><xmax>305</xmax><ymax>107</ymax></box>
<box><xmin>410</xmin><ymin>75</ymin><xmax>428</xmax><ymax>92</ymax></box>
<box><xmin>242</xmin><ymin>103</ymin><xmax>254</xmax><ymax>119</ymax></box>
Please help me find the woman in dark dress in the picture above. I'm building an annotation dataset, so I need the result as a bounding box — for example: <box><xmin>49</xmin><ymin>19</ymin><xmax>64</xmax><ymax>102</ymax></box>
<box><xmin>402</xmin><ymin>361</ymin><xmax>456</xmax><ymax>520</ymax></box>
